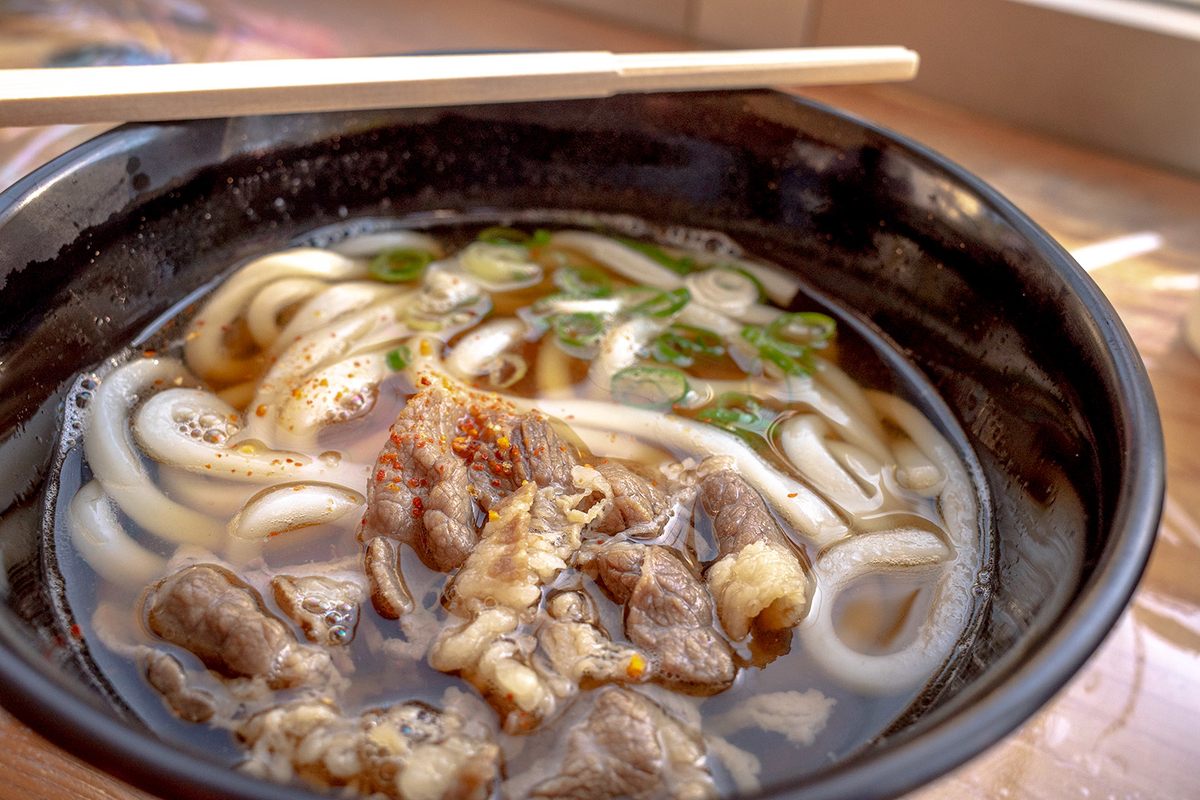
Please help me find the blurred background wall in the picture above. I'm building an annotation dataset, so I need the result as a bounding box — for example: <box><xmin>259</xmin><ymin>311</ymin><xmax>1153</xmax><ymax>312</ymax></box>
<box><xmin>536</xmin><ymin>0</ymin><xmax>1200</xmax><ymax>176</ymax></box>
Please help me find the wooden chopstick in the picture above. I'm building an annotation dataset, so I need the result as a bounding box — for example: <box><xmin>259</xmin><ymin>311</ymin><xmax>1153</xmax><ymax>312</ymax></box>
<box><xmin>0</xmin><ymin>47</ymin><xmax>918</xmax><ymax>127</ymax></box>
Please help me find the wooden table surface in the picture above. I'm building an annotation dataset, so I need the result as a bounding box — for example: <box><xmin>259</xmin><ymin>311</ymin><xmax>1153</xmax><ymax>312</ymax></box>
<box><xmin>3</xmin><ymin>2</ymin><xmax>1200</xmax><ymax>799</ymax></box>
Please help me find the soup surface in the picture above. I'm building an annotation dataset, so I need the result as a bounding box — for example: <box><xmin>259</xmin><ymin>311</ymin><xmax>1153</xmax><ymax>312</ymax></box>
<box><xmin>49</xmin><ymin>214</ymin><xmax>987</xmax><ymax>799</ymax></box>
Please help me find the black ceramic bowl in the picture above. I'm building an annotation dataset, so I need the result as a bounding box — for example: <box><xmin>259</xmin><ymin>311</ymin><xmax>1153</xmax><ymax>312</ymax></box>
<box><xmin>0</xmin><ymin>90</ymin><xmax>1163</xmax><ymax>800</ymax></box>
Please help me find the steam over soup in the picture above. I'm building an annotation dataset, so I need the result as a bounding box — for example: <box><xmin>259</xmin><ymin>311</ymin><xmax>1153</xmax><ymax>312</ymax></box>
<box><xmin>54</xmin><ymin>219</ymin><xmax>985</xmax><ymax>800</ymax></box>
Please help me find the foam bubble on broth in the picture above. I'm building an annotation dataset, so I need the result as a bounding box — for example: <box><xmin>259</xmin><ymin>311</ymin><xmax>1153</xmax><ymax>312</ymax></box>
<box><xmin>47</xmin><ymin>214</ymin><xmax>989</xmax><ymax>799</ymax></box>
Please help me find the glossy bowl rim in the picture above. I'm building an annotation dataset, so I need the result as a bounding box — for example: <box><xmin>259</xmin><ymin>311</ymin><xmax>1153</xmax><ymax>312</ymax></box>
<box><xmin>0</xmin><ymin>91</ymin><xmax>1164</xmax><ymax>800</ymax></box>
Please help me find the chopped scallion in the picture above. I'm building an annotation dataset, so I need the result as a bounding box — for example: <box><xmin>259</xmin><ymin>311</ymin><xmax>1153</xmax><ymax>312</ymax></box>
<box><xmin>552</xmin><ymin>313</ymin><xmax>605</xmax><ymax>347</ymax></box>
<box><xmin>611</xmin><ymin>366</ymin><xmax>690</xmax><ymax>409</ymax></box>
<box><xmin>554</xmin><ymin>265</ymin><xmax>612</xmax><ymax>297</ymax></box>
<box><xmin>620</xmin><ymin>286</ymin><xmax>690</xmax><ymax>317</ymax></box>
<box><xmin>765</xmin><ymin>312</ymin><xmax>837</xmax><ymax>354</ymax></box>
<box><xmin>615</xmin><ymin>237</ymin><xmax>700</xmax><ymax>275</ymax></box>
<box><xmin>698</xmin><ymin>392</ymin><xmax>774</xmax><ymax>434</ymax></box>
<box><xmin>651</xmin><ymin>324</ymin><xmax>725</xmax><ymax>368</ymax></box>
<box><xmin>477</xmin><ymin>226</ymin><xmax>529</xmax><ymax>244</ymax></box>
<box><xmin>369</xmin><ymin>249</ymin><xmax>433</xmax><ymax>283</ymax></box>
<box><xmin>386</xmin><ymin>345</ymin><xmax>413</xmax><ymax>371</ymax></box>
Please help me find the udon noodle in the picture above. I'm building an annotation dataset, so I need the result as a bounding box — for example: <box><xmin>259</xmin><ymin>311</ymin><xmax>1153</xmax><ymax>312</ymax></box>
<box><xmin>58</xmin><ymin>221</ymin><xmax>984</xmax><ymax>800</ymax></box>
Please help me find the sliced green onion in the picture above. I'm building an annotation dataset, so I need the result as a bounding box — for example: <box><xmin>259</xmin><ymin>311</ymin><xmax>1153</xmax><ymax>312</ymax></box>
<box><xmin>611</xmin><ymin>366</ymin><xmax>690</xmax><ymax>409</ymax></box>
<box><xmin>386</xmin><ymin>345</ymin><xmax>413</xmax><ymax>371</ymax></box>
<box><xmin>615</xmin><ymin>237</ymin><xmax>700</xmax><ymax>275</ymax></box>
<box><xmin>620</xmin><ymin>286</ymin><xmax>690</xmax><ymax>317</ymax></box>
<box><xmin>459</xmin><ymin>242</ymin><xmax>541</xmax><ymax>288</ymax></box>
<box><xmin>553</xmin><ymin>313</ymin><xmax>605</xmax><ymax>347</ymax></box>
<box><xmin>554</xmin><ymin>265</ymin><xmax>612</xmax><ymax>297</ymax></box>
<box><xmin>698</xmin><ymin>392</ymin><xmax>774</xmax><ymax>434</ymax></box>
<box><xmin>613</xmin><ymin>286</ymin><xmax>661</xmax><ymax>310</ymax></box>
<box><xmin>529</xmin><ymin>229</ymin><xmax>553</xmax><ymax>246</ymax></box>
<box><xmin>477</xmin><ymin>226</ymin><xmax>529</xmax><ymax>244</ymax></box>
<box><xmin>651</xmin><ymin>324</ymin><xmax>725</xmax><ymax>368</ymax></box>
<box><xmin>369</xmin><ymin>249</ymin><xmax>433</xmax><ymax>282</ymax></box>
<box><xmin>765</xmin><ymin>312</ymin><xmax>837</xmax><ymax>354</ymax></box>
<box><xmin>758</xmin><ymin>342</ymin><xmax>816</xmax><ymax>377</ymax></box>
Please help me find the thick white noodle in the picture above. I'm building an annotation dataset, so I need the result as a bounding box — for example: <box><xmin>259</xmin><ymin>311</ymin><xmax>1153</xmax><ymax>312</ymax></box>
<box><xmin>731</xmin><ymin>303</ymin><xmax>784</xmax><ymax>327</ymax></box>
<box><xmin>157</xmin><ymin>467</ymin><xmax>258</xmax><ymax>517</ymax></box>
<box><xmin>510</xmin><ymin>396</ymin><xmax>848</xmax><ymax>544</ymax></box>
<box><xmin>68</xmin><ymin>480</ymin><xmax>168</xmax><ymax>586</ymax></box>
<box><xmin>778</xmin><ymin>414</ymin><xmax>881</xmax><ymax>516</ymax></box>
<box><xmin>328</xmin><ymin>230</ymin><xmax>444</xmax><ymax>259</ymax></box>
<box><xmin>566</xmin><ymin>425</ymin><xmax>676</xmax><ymax>464</ymax></box>
<box><xmin>683</xmin><ymin>269</ymin><xmax>758</xmax><ymax>316</ymax></box>
<box><xmin>245</xmin><ymin>277</ymin><xmax>327</xmax><ymax>348</ymax></box>
<box><xmin>711</xmin><ymin>256</ymin><xmax>802</xmax><ymax>307</ymax></box>
<box><xmin>812</xmin><ymin>358</ymin><xmax>889</xmax><ymax>451</ymax></box>
<box><xmin>795</xmin><ymin>375</ymin><xmax>893</xmax><ymax>466</ymax></box>
<box><xmin>587</xmin><ymin>316</ymin><xmax>665</xmax><ymax>399</ymax></box>
<box><xmin>681</xmin><ymin>369</ymin><xmax>893</xmax><ymax>467</ymax></box>
<box><xmin>228</xmin><ymin>482</ymin><xmax>365</xmax><ymax>541</ymax></box>
<box><xmin>799</xmin><ymin>393</ymin><xmax>980</xmax><ymax>695</ymax></box>
<box><xmin>444</xmin><ymin>319</ymin><xmax>527</xmax><ymax>379</ymax></box>
<box><xmin>825</xmin><ymin>440</ymin><xmax>885</xmax><ymax>487</ymax></box>
<box><xmin>248</xmin><ymin>302</ymin><xmax>404</xmax><ymax>446</ymax></box>
<box><xmin>270</xmin><ymin>282</ymin><xmax>407</xmax><ymax>356</ymax></box>
<box><xmin>549</xmin><ymin>230</ymin><xmax>684</xmax><ymax>290</ymax></box>
<box><xmin>84</xmin><ymin>358</ymin><xmax>225</xmax><ymax>544</ymax></box>
<box><xmin>277</xmin><ymin>355</ymin><xmax>389</xmax><ymax>447</ymax></box>
<box><xmin>184</xmin><ymin>248</ymin><xmax>367</xmax><ymax>383</ymax></box>
<box><xmin>133</xmin><ymin>387</ymin><xmax>371</xmax><ymax>490</ymax></box>
<box><xmin>893</xmin><ymin>438</ymin><xmax>945</xmax><ymax>496</ymax></box>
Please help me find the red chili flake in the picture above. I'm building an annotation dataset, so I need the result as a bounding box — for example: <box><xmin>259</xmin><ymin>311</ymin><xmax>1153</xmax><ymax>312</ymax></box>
<box><xmin>412</xmin><ymin>497</ymin><xmax>424</xmax><ymax>518</ymax></box>
<box><xmin>376</xmin><ymin>470</ymin><xmax>386</xmax><ymax>483</ymax></box>
<box><xmin>472</xmin><ymin>464</ymin><xmax>484</xmax><ymax>471</ymax></box>
<box><xmin>491</xmin><ymin>479</ymin><xmax>501</xmax><ymax>487</ymax></box>
<box><xmin>415</xmin><ymin>441</ymin><xmax>426</xmax><ymax>448</ymax></box>
<box><xmin>407</xmin><ymin>478</ymin><xmax>420</xmax><ymax>488</ymax></box>
<box><xmin>70</xmin><ymin>624</ymin><xmax>82</xmax><ymax>639</ymax></box>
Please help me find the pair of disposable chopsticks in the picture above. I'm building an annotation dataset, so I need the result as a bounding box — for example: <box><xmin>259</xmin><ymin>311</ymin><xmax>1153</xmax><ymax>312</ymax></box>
<box><xmin>0</xmin><ymin>46</ymin><xmax>918</xmax><ymax>127</ymax></box>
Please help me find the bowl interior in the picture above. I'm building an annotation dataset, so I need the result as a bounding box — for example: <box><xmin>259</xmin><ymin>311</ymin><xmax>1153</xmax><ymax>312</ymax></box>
<box><xmin>0</xmin><ymin>90</ymin><xmax>1162</xmax><ymax>800</ymax></box>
